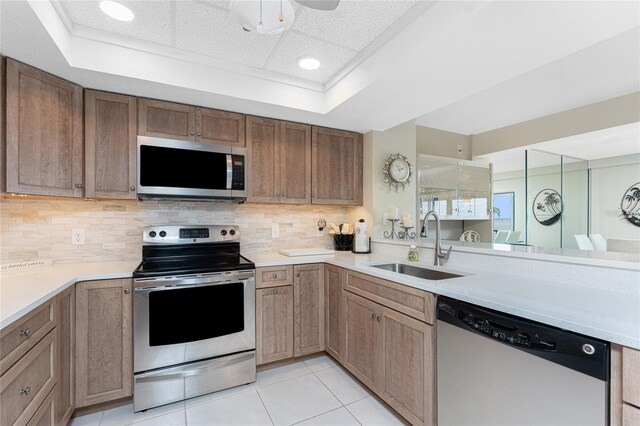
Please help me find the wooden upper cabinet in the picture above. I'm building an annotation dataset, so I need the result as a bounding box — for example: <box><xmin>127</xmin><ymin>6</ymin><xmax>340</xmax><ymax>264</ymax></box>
<box><xmin>246</xmin><ymin>116</ymin><xmax>281</xmax><ymax>203</ymax></box>
<box><xmin>75</xmin><ymin>278</ymin><xmax>132</xmax><ymax>407</ymax></box>
<box><xmin>280</xmin><ymin>122</ymin><xmax>311</xmax><ymax>204</ymax></box>
<box><xmin>312</xmin><ymin>126</ymin><xmax>363</xmax><ymax>205</ymax></box>
<box><xmin>293</xmin><ymin>264</ymin><xmax>325</xmax><ymax>357</ymax></box>
<box><xmin>138</xmin><ymin>98</ymin><xmax>196</xmax><ymax>140</ymax></box>
<box><xmin>85</xmin><ymin>90</ymin><xmax>137</xmax><ymax>199</ymax></box>
<box><xmin>138</xmin><ymin>98</ymin><xmax>245</xmax><ymax>146</ymax></box>
<box><xmin>246</xmin><ymin>116</ymin><xmax>311</xmax><ymax>204</ymax></box>
<box><xmin>197</xmin><ymin>108</ymin><xmax>245</xmax><ymax>146</ymax></box>
<box><xmin>5</xmin><ymin>58</ymin><xmax>83</xmax><ymax>197</ymax></box>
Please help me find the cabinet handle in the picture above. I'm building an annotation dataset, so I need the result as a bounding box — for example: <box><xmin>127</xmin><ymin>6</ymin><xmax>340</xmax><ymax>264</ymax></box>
<box><xmin>20</xmin><ymin>328</ymin><xmax>31</xmax><ymax>337</ymax></box>
<box><xmin>281</xmin><ymin>194</ymin><xmax>286</xmax><ymax>198</ymax></box>
<box><xmin>272</xmin><ymin>273</ymin><xmax>278</xmax><ymax>279</ymax></box>
<box><xmin>275</xmin><ymin>193</ymin><xmax>281</xmax><ymax>197</ymax></box>
<box><xmin>371</xmin><ymin>313</ymin><xmax>376</xmax><ymax>320</ymax></box>
<box><xmin>190</xmin><ymin>131</ymin><xmax>195</xmax><ymax>136</ymax></box>
<box><xmin>376</xmin><ymin>315</ymin><xmax>382</xmax><ymax>322</ymax></box>
<box><xmin>130</xmin><ymin>186</ymin><xmax>136</xmax><ymax>191</ymax></box>
<box><xmin>296</xmin><ymin>272</ymin><xmax>300</xmax><ymax>277</ymax></box>
<box><xmin>20</xmin><ymin>387</ymin><xmax>31</xmax><ymax>395</ymax></box>
<box><xmin>313</xmin><ymin>193</ymin><xmax>317</xmax><ymax>198</ymax></box>
<box><xmin>75</xmin><ymin>183</ymin><xmax>83</xmax><ymax>189</ymax></box>
<box><xmin>124</xmin><ymin>288</ymin><xmax>131</xmax><ymax>294</ymax></box>
<box><xmin>197</xmin><ymin>132</ymin><xmax>202</xmax><ymax>136</ymax></box>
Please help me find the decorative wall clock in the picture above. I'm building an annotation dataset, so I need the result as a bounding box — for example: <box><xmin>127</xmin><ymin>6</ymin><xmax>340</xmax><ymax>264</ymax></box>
<box><xmin>532</xmin><ymin>189</ymin><xmax>562</xmax><ymax>226</ymax></box>
<box><xmin>621</xmin><ymin>182</ymin><xmax>640</xmax><ymax>227</ymax></box>
<box><xmin>383</xmin><ymin>153</ymin><xmax>412</xmax><ymax>192</ymax></box>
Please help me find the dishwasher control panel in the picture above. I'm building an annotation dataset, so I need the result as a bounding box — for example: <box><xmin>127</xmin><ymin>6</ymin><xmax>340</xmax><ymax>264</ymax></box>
<box><xmin>437</xmin><ymin>296</ymin><xmax>609</xmax><ymax>381</ymax></box>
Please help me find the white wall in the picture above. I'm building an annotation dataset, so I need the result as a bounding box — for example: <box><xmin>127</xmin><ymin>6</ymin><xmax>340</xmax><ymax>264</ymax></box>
<box><xmin>590</xmin><ymin>154</ymin><xmax>640</xmax><ymax>241</ymax></box>
<box><xmin>349</xmin><ymin>120</ymin><xmax>417</xmax><ymax>238</ymax></box>
<box><xmin>416</xmin><ymin>125</ymin><xmax>472</xmax><ymax>160</ymax></box>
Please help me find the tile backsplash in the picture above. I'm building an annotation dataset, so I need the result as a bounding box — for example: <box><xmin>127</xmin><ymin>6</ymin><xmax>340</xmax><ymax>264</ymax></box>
<box><xmin>1</xmin><ymin>198</ymin><xmax>348</xmax><ymax>264</ymax></box>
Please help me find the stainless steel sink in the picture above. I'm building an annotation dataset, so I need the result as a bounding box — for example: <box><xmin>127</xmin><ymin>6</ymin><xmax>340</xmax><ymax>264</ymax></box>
<box><xmin>371</xmin><ymin>263</ymin><xmax>462</xmax><ymax>281</ymax></box>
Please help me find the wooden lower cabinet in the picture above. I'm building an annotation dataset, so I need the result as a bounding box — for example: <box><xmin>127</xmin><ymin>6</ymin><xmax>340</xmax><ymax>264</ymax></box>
<box><xmin>612</xmin><ymin>344</ymin><xmax>640</xmax><ymax>426</ymax></box>
<box><xmin>256</xmin><ymin>286</ymin><xmax>294</xmax><ymax>365</ymax></box>
<box><xmin>293</xmin><ymin>264</ymin><xmax>324</xmax><ymax>357</ymax></box>
<box><xmin>325</xmin><ymin>265</ymin><xmax>344</xmax><ymax>362</ymax></box>
<box><xmin>27</xmin><ymin>387</ymin><xmax>55</xmax><ymax>426</ymax></box>
<box><xmin>55</xmin><ymin>287</ymin><xmax>74</xmax><ymax>425</ymax></box>
<box><xmin>0</xmin><ymin>330</ymin><xmax>56</xmax><ymax>426</ymax></box>
<box><xmin>344</xmin><ymin>290</ymin><xmax>434</xmax><ymax>426</ymax></box>
<box><xmin>75</xmin><ymin>279</ymin><xmax>132</xmax><ymax>407</ymax></box>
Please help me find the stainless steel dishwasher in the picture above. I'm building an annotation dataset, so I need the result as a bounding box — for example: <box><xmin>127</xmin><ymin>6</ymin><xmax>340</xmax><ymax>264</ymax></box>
<box><xmin>437</xmin><ymin>296</ymin><xmax>609</xmax><ymax>426</ymax></box>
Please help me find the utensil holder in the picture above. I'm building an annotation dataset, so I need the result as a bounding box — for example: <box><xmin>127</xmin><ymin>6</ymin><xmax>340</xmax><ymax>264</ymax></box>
<box><xmin>333</xmin><ymin>234</ymin><xmax>354</xmax><ymax>251</ymax></box>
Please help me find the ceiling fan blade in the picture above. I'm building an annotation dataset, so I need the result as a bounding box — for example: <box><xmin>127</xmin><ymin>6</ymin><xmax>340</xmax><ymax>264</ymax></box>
<box><xmin>295</xmin><ymin>0</ymin><xmax>340</xmax><ymax>11</ymax></box>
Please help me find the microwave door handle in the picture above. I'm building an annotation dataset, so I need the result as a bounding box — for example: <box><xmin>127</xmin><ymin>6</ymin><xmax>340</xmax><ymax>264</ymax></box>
<box><xmin>226</xmin><ymin>154</ymin><xmax>233</xmax><ymax>190</ymax></box>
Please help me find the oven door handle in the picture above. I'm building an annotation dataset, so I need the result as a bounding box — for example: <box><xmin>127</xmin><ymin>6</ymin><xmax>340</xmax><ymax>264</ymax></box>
<box><xmin>135</xmin><ymin>352</ymin><xmax>254</xmax><ymax>383</ymax></box>
<box><xmin>134</xmin><ymin>278</ymin><xmax>250</xmax><ymax>293</ymax></box>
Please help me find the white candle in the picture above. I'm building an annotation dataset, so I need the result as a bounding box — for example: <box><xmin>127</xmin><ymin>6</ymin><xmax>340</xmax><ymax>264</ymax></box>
<box><xmin>388</xmin><ymin>206</ymin><xmax>399</xmax><ymax>220</ymax></box>
<box><xmin>405</xmin><ymin>219</ymin><xmax>413</xmax><ymax>228</ymax></box>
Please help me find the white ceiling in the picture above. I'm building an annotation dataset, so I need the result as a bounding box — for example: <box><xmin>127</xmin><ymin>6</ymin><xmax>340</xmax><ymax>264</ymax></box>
<box><xmin>1</xmin><ymin>1</ymin><xmax>638</xmax><ymax>133</ymax></box>
<box><xmin>55</xmin><ymin>0</ymin><xmax>420</xmax><ymax>84</ymax></box>
<box><xmin>480</xmin><ymin>122</ymin><xmax>640</xmax><ymax>174</ymax></box>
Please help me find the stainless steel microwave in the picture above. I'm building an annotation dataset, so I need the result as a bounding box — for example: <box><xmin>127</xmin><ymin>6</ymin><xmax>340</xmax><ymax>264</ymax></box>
<box><xmin>137</xmin><ymin>136</ymin><xmax>247</xmax><ymax>201</ymax></box>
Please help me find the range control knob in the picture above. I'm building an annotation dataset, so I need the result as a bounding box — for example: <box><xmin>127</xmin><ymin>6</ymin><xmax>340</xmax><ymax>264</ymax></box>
<box><xmin>229</xmin><ymin>229</ymin><xmax>236</xmax><ymax>236</ymax></box>
<box><xmin>149</xmin><ymin>231</ymin><xmax>157</xmax><ymax>238</ymax></box>
<box><xmin>159</xmin><ymin>231</ymin><xmax>167</xmax><ymax>238</ymax></box>
<box><xmin>221</xmin><ymin>230</ymin><xmax>228</xmax><ymax>236</ymax></box>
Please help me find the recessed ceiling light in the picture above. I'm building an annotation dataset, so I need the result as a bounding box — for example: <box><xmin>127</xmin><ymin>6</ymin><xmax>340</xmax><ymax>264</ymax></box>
<box><xmin>298</xmin><ymin>57</ymin><xmax>320</xmax><ymax>71</ymax></box>
<box><xmin>99</xmin><ymin>1</ymin><xmax>135</xmax><ymax>22</ymax></box>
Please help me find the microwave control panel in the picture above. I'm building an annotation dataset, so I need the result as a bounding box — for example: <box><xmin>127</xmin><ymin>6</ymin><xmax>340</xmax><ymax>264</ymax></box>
<box><xmin>231</xmin><ymin>155</ymin><xmax>245</xmax><ymax>190</ymax></box>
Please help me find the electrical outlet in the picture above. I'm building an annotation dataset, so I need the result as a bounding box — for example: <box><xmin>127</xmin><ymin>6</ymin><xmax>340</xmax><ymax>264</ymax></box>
<box><xmin>271</xmin><ymin>224</ymin><xmax>280</xmax><ymax>238</ymax></box>
<box><xmin>457</xmin><ymin>144</ymin><xmax>463</xmax><ymax>154</ymax></box>
<box><xmin>316</xmin><ymin>228</ymin><xmax>324</xmax><ymax>237</ymax></box>
<box><xmin>71</xmin><ymin>229</ymin><xmax>85</xmax><ymax>245</ymax></box>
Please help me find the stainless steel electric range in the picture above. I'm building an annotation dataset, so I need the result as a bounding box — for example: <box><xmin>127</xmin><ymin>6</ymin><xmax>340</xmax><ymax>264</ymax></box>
<box><xmin>132</xmin><ymin>225</ymin><xmax>256</xmax><ymax>412</ymax></box>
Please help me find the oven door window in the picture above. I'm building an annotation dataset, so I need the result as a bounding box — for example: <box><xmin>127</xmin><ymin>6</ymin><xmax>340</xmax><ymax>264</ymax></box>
<box><xmin>148</xmin><ymin>282</ymin><xmax>244</xmax><ymax>346</ymax></box>
<box><xmin>139</xmin><ymin>145</ymin><xmax>229</xmax><ymax>190</ymax></box>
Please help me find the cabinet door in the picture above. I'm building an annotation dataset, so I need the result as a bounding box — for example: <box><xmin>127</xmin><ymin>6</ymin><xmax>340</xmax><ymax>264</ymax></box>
<box><xmin>75</xmin><ymin>279</ymin><xmax>132</xmax><ymax>407</ymax></box>
<box><xmin>246</xmin><ymin>116</ymin><xmax>281</xmax><ymax>203</ymax></box>
<box><xmin>137</xmin><ymin>98</ymin><xmax>196</xmax><ymax>140</ymax></box>
<box><xmin>280</xmin><ymin>122</ymin><xmax>311</xmax><ymax>204</ymax></box>
<box><xmin>256</xmin><ymin>286</ymin><xmax>293</xmax><ymax>365</ymax></box>
<box><xmin>55</xmin><ymin>287</ymin><xmax>75</xmax><ymax>426</ymax></box>
<box><xmin>623</xmin><ymin>346</ymin><xmax>640</xmax><ymax>407</ymax></box>
<box><xmin>381</xmin><ymin>306</ymin><xmax>434</xmax><ymax>426</ymax></box>
<box><xmin>85</xmin><ymin>90</ymin><xmax>137</xmax><ymax>199</ymax></box>
<box><xmin>311</xmin><ymin>127</ymin><xmax>363</xmax><ymax>205</ymax></box>
<box><xmin>6</xmin><ymin>59</ymin><xmax>83</xmax><ymax>197</ymax></box>
<box><xmin>324</xmin><ymin>265</ymin><xmax>344</xmax><ymax>362</ymax></box>
<box><xmin>196</xmin><ymin>108</ymin><xmax>245</xmax><ymax>146</ymax></box>
<box><xmin>294</xmin><ymin>264</ymin><xmax>325</xmax><ymax>357</ymax></box>
<box><xmin>344</xmin><ymin>292</ymin><xmax>382</xmax><ymax>391</ymax></box>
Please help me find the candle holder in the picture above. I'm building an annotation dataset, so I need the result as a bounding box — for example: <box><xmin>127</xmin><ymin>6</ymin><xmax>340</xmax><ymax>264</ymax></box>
<box><xmin>398</xmin><ymin>226</ymin><xmax>416</xmax><ymax>240</ymax></box>
<box><xmin>383</xmin><ymin>218</ymin><xmax>400</xmax><ymax>239</ymax></box>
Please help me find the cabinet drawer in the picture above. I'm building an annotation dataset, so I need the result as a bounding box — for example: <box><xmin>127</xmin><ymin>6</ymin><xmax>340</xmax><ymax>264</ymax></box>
<box><xmin>344</xmin><ymin>270</ymin><xmax>435</xmax><ymax>324</ymax></box>
<box><xmin>27</xmin><ymin>387</ymin><xmax>55</xmax><ymax>426</ymax></box>
<box><xmin>256</xmin><ymin>266</ymin><xmax>293</xmax><ymax>288</ymax></box>
<box><xmin>0</xmin><ymin>330</ymin><xmax>56</xmax><ymax>426</ymax></box>
<box><xmin>623</xmin><ymin>403</ymin><xmax>640</xmax><ymax>426</ymax></box>
<box><xmin>623</xmin><ymin>346</ymin><xmax>640</xmax><ymax>407</ymax></box>
<box><xmin>1</xmin><ymin>302</ymin><xmax>55</xmax><ymax>376</ymax></box>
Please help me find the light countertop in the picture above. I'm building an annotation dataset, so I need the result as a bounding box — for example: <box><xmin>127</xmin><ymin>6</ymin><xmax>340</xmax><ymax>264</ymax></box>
<box><xmin>0</xmin><ymin>260</ymin><xmax>139</xmax><ymax>330</ymax></box>
<box><xmin>2</xmin><ymin>252</ymin><xmax>638</xmax><ymax>350</ymax></box>
<box><xmin>247</xmin><ymin>251</ymin><xmax>640</xmax><ymax>349</ymax></box>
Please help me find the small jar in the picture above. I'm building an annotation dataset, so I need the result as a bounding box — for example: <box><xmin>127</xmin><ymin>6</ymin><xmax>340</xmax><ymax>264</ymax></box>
<box><xmin>408</xmin><ymin>244</ymin><xmax>419</xmax><ymax>262</ymax></box>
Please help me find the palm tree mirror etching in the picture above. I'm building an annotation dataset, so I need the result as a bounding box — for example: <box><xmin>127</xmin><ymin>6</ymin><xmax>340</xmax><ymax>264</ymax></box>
<box><xmin>532</xmin><ymin>189</ymin><xmax>562</xmax><ymax>226</ymax></box>
<box><xmin>621</xmin><ymin>182</ymin><xmax>640</xmax><ymax>227</ymax></box>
